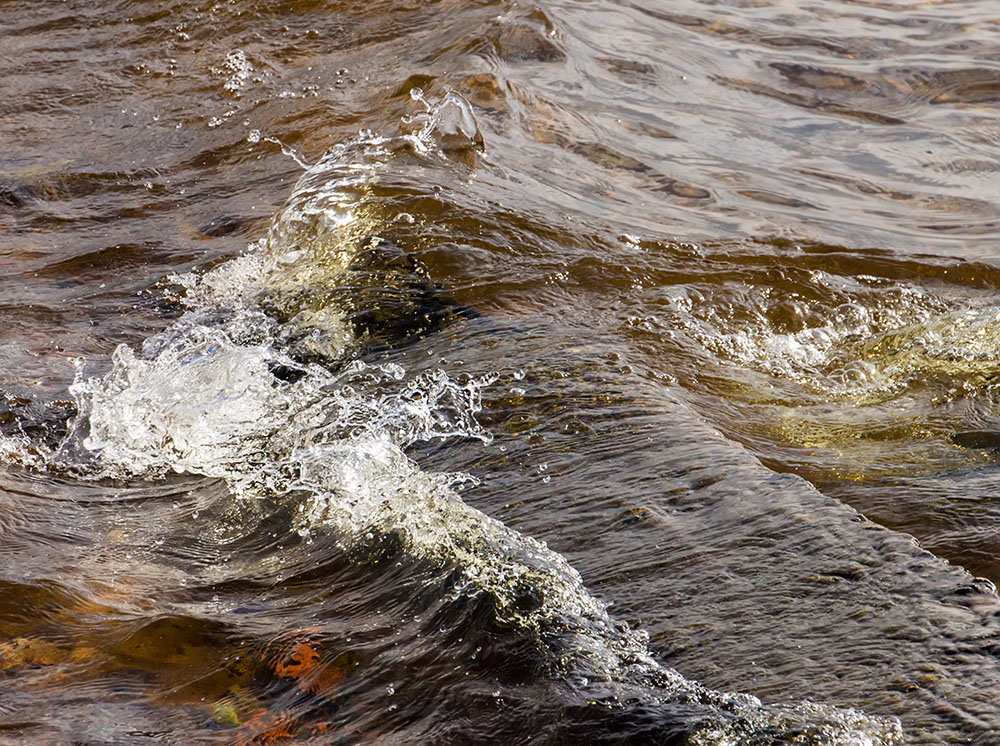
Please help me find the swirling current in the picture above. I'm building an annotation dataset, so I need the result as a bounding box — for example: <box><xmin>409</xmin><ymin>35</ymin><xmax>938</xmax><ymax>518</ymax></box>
<box><xmin>2</xmin><ymin>1</ymin><xmax>1000</xmax><ymax>744</ymax></box>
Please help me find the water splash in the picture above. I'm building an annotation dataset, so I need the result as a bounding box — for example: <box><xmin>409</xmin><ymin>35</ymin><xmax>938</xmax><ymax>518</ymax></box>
<box><xmin>61</xmin><ymin>316</ymin><xmax>900</xmax><ymax>744</ymax></box>
<box><xmin>247</xmin><ymin>129</ymin><xmax>312</xmax><ymax>170</ymax></box>
<box><xmin>403</xmin><ymin>88</ymin><xmax>486</xmax><ymax>154</ymax></box>
<box><xmin>659</xmin><ymin>272</ymin><xmax>970</xmax><ymax>403</ymax></box>
<box><xmin>6</xmin><ymin>116</ymin><xmax>902</xmax><ymax>743</ymax></box>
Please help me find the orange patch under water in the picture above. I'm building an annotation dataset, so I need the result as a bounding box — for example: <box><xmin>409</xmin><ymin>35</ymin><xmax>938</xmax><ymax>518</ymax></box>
<box><xmin>231</xmin><ymin>709</ymin><xmax>296</xmax><ymax>745</ymax></box>
<box><xmin>271</xmin><ymin>638</ymin><xmax>347</xmax><ymax>697</ymax></box>
<box><xmin>273</xmin><ymin>642</ymin><xmax>319</xmax><ymax>679</ymax></box>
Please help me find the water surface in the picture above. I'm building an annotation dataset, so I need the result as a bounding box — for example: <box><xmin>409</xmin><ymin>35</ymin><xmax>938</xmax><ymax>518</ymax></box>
<box><xmin>3</xmin><ymin>0</ymin><xmax>1000</xmax><ymax>743</ymax></box>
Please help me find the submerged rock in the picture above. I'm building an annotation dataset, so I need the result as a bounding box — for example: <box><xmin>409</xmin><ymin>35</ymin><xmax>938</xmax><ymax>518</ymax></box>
<box><xmin>950</xmin><ymin>430</ymin><xmax>1000</xmax><ymax>449</ymax></box>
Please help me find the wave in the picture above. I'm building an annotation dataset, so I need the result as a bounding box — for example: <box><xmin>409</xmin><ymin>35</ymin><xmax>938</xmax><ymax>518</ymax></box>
<box><xmin>0</xmin><ymin>97</ymin><xmax>901</xmax><ymax>744</ymax></box>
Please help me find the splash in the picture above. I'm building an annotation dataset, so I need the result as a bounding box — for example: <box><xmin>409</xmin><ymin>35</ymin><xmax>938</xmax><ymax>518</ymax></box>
<box><xmin>9</xmin><ymin>105</ymin><xmax>902</xmax><ymax>744</ymax></box>
<box><xmin>855</xmin><ymin>306</ymin><xmax>1000</xmax><ymax>396</ymax></box>
<box><xmin>658</xmin><ymin>272</ymin><xmax>984</xmax><ymax>404</ymax></box>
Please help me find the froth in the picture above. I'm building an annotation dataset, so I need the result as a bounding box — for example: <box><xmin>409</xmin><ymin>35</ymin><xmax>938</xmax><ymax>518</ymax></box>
<box><xmin>661</xmin><ymin>276</ymin><xmax>957</xmax><ymax>402</ymax></box>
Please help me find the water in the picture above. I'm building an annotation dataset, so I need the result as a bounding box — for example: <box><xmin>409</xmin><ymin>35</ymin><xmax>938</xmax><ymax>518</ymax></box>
<box><xmin>2</xmin><ymin>0</ymin><xmax>1000</xmax><ymax>743</ymax></box>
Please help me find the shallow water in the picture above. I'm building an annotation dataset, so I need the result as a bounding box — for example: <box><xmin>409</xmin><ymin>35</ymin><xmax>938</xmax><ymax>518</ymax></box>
<box><xmin>3</xmin><ymin>0</ymin><xmax>1000</xmax><ymax>743</ymax></box>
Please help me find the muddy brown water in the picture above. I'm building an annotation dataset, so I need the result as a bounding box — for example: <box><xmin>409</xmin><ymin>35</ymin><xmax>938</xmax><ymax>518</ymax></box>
<box><xmin>3</xmin><ymin>1</ymin><xmax>1000</xmax><ymax>743</ymax></box>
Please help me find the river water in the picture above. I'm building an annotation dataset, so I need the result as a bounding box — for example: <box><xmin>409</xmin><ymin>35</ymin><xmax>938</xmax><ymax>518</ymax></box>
<box><xmin>2</xmin><ymin>1</ymin><xmax>1000</xmax><ymax>743</ymax></box>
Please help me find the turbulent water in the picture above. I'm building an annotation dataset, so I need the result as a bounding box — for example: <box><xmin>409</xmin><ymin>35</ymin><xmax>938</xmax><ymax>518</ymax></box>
<box><xmin>3</xmin><ymin>1</ymin><xmax>1000</xmax><ymax>744</ymax></box>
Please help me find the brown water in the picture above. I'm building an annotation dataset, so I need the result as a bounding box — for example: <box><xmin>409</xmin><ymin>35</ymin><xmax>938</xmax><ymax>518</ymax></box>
<box><xmin>3</xmin><ymin>0</ymin><xmax>1000</xmax><ymax>743</ymax></box>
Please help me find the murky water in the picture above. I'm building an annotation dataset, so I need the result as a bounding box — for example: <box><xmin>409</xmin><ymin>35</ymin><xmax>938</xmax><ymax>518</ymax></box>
<box><xmin>3</xmin><ymin>0</ymin><xmax>1000</xmax><ymax>743</ymax></box>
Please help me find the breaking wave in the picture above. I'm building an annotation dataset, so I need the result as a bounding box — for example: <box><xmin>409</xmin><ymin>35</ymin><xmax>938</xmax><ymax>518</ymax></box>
<box><xmin>1</xmin><ymin>100</ymin><xmax>902</xmax><ymax>744</ymax></box>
